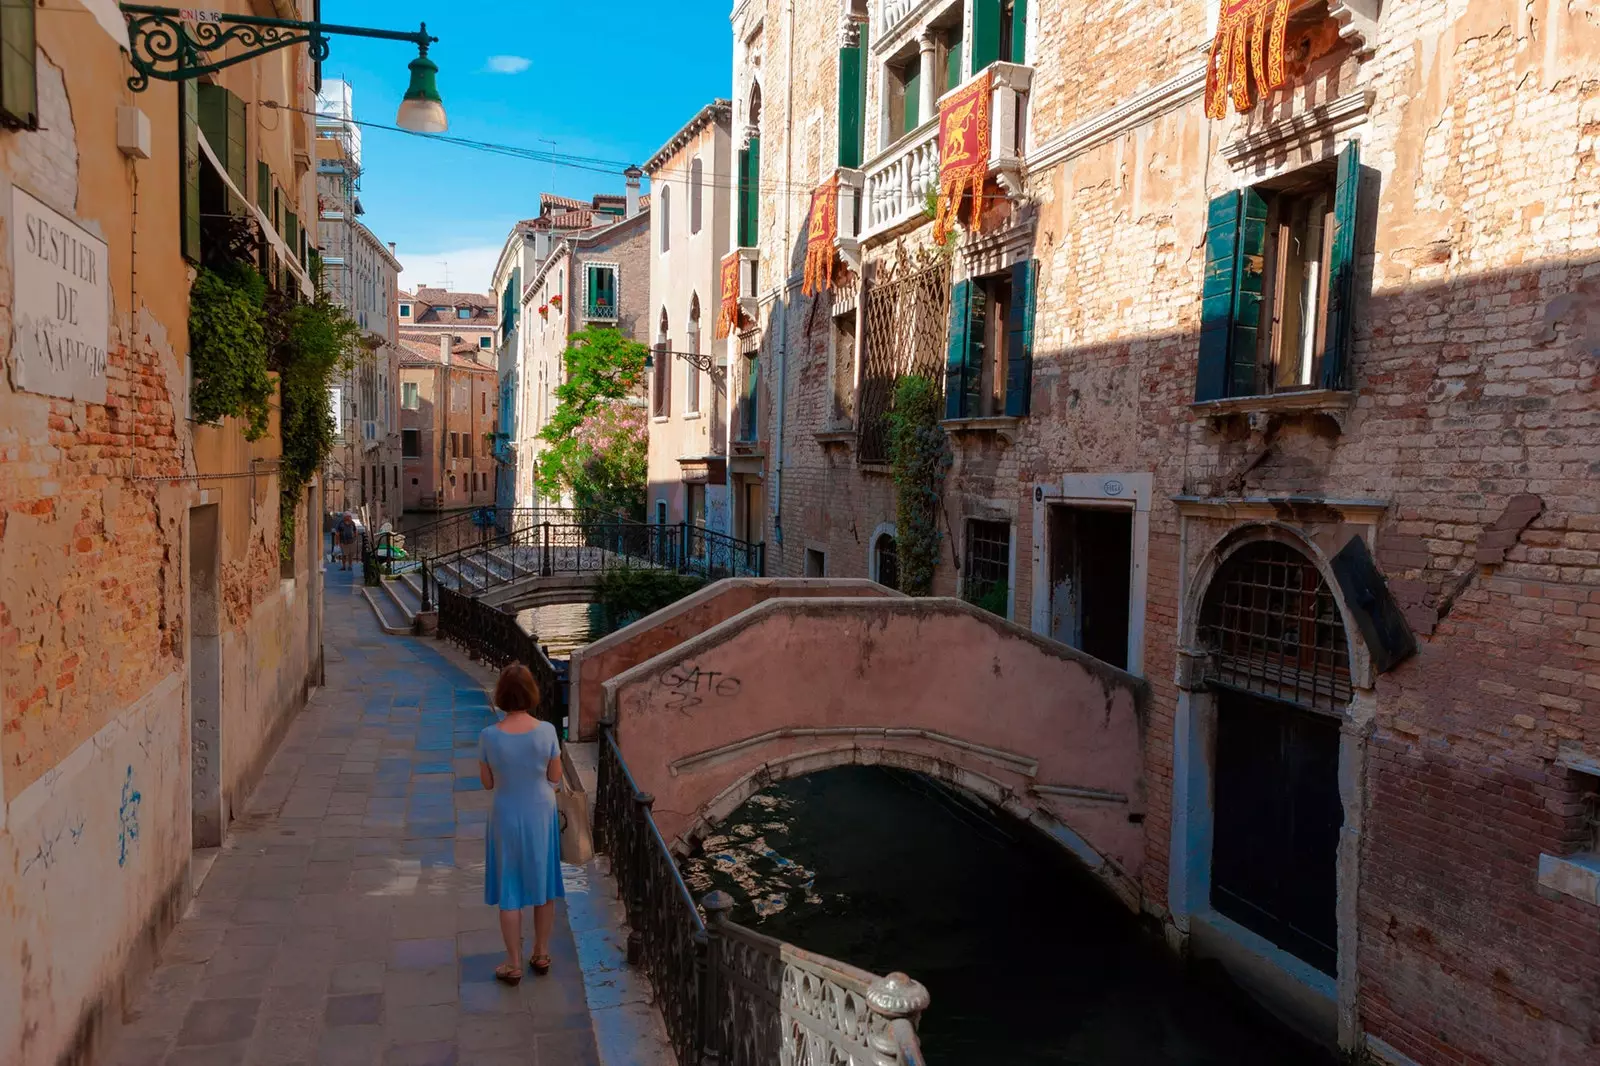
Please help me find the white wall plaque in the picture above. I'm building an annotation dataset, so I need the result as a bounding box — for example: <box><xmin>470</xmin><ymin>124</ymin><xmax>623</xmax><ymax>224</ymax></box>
<box><xmin>9</xmin><ymin>187</ymin><xmax>110</xmax><ymax>404</ymax></box>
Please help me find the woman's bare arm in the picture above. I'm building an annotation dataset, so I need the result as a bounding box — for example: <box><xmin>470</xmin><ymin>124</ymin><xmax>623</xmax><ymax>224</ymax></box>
<box><xmin>547</xmin><ymin>754</ymin><xmax>563</xmax><ymax>785</ymax></box>
<box><xmin>480</xmin><ymin>760</ymin><xmax>495</xmax><ymax>790</ymax></box>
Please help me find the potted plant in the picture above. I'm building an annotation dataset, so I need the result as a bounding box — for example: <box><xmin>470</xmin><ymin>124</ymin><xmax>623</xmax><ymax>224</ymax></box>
<box><xmin>538</xmin><ymin>304</ymin><xmax>549</xmax><ymax>318</ymax></box>
<box><xmin>549</xmin><ymin>294</ymin><xmax>562</xmax><ymax>309</ymax></box>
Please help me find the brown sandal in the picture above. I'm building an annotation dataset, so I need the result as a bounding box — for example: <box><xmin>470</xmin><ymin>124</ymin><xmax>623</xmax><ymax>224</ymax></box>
<box><xmin>529</xmin><ymin>954</ymin><xmax>551</xmax><ymax>976</ymax></box>
<box><xmin>494</xmin><ymin>963</ymin><xmax>523</xmax><ymax>986</ymax></box>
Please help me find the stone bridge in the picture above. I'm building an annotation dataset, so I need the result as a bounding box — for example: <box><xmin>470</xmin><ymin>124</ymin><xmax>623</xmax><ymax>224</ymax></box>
<box><xmin>598</xmin><ymin>593</ymin><xmax>1150</xmax><ymax>906</ymax></box>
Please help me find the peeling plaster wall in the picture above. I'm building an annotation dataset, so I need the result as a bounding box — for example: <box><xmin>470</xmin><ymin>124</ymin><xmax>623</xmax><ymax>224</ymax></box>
<box><xmin>0</xmin><ymin>4</ymin><xmax>326</xmax><ymax>1064</ymax></box>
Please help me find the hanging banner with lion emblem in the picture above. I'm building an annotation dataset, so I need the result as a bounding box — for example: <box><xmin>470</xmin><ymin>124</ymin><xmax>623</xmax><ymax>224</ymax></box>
<box><xmin>1205</xmin><ymin>0</ymin><xmax>1291</xmax><ymax>117</ymax></box>
<box><xmin>716</xmin><ymin>252</ymin><xmax>741</xmax><ymax>339</ymax></box>
<box><xmin>802</xmin><ymin>175</ymin><xmax>840</xmax><ymax>297</ymax></box>
<box><xmin>932</xmin><ymin>70</ymin><xmax>992</xmax><ymax>247</ymax></box>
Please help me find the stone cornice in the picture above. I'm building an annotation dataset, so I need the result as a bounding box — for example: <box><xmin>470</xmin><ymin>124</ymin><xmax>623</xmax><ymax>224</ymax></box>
<box><xmin>1221</xmin><ymin>90</ymin><xmax>1375</xmax><ymax>171</ymax></box>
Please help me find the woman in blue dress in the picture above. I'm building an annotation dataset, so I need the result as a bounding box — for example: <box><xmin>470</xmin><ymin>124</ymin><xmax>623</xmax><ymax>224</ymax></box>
<box><xmin>479</xmin><ymin>665</ymin><xmax>565</xmax><ymax>985</ymax></box>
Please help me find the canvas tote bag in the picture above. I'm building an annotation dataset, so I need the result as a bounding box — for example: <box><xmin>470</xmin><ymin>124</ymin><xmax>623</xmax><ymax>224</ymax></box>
<box><xmin>556</xmin><ymin>751</ymin><xmax>594</xmax><ymax>866</ymax></box>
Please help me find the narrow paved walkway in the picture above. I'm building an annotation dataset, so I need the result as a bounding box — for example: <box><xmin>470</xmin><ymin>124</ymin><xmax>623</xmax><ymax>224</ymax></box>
<box><xmin>105</xmin><ymin>568</ymin><xmax>601</xmax><ymax>1066</ymax></box>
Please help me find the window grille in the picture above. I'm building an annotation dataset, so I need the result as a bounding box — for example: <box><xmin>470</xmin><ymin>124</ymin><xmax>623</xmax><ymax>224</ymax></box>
<box><xmin>963</xmin><ymin>520</ymin><xmax>1010</xmax><ymax>614</ymax></box>
<box><xmin>858</xmin><ymin>246</ymin><xmax>951</xmax><ymax>463</ymax></box>
<box><xmin>1201</xmin><ymin>541</ymin><xmax>1353</xmax><ymax>713</ymax></box>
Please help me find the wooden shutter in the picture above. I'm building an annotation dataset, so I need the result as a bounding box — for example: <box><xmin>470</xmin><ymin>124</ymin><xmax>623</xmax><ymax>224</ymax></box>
<box><xmin>1005</xmin><ymin>260</ymin><xmax>1035</xmax><ymax>416</ymax></box>
<box><xmin>1322</xmin><ymin>141</ymin><xmax>1360</xmax><ymax>391</ymax></box>
<box><xmin>945</xmin><ymin>26</ymin><xmax>963</xmax><ymax>92</ymax></box>
<box><xmin>257</xmin><ymin>161</ymin><xmax>271</xmax><ymax>215</ymax></box>
<box><xmin>971</xmin><ymin>0</ymin><xmax>1001</xmax><ymax>74</ymax></box>
<box><xmin>198</xmin><ymin>86</ymin><xmax>247</xmax><ymax>192</ymax></box>
<box><xmin>180</xmin><ymin>81</ymin><xmax>201</xmax><ymax>263</ymax></box>
<box><xmin>1229</xmin><ymin>187</ymin><xmax>1267</xmax><ymax>397</ymax></box>
<box><xmin>944</xmin><ymin>279</ymin><xmax>972</xmax><ymax>420</ymax></box>
<box><xmin>1195</xmin><ymin>188</ymin><xmax>1266</xmax><ymax>402</ymax></box>
<box><xmin>0</xmin><ymin>0</ymin><xmax>37</xmax><ymax>129</ymax></box>
<box><xmin>838</xmin><ymin>43</ymin><xmax>862</xmax><ymax>168</ymax></box>
<box><xmin>226</xmin><ymin>92</ymin><xmax>247</xmax><ymax>191</ymax></box>
<box><xmin>1010</xmin><ymin>0</ymin><xmax>1028</xmax><ymax>63</ymax></box>
<box><xmin>738</xmin><ymin>141</ymin><xmax>762</xmax><ymax>248</ymax></box>
<box><xmin>904</xmin><ymin>57</ymin><xmax>922</xmax><ymax>130</ymax></box>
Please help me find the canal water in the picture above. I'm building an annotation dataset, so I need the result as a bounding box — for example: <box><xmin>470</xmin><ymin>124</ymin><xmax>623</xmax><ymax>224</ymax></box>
<box><xmin>513</xmin><ymin>602</ymin><xmax>624</xmax><ymax>658</ymax></box>
<box><xmin>681</xmin><ymin>766</ymin><xmax>1335</xmax><ymax>1066</ymax></box>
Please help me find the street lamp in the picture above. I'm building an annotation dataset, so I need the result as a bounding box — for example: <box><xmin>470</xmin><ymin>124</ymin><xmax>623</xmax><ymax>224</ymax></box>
<box><xmin>395</xmin><ymin>45</ymin><xmax>447</xmax><ymax>133</ymax></box>
<box><xmin>119</xmin><ymin>5</ymin><xmax>447</xmax><ymax>130</ymax></box>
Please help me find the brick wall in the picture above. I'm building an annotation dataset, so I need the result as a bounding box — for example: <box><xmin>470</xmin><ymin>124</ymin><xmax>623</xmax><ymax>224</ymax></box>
<box><xmin>745</xmin><ymin>0</ymin><xmax>1600</xmax><ymax>1061</ymax></box>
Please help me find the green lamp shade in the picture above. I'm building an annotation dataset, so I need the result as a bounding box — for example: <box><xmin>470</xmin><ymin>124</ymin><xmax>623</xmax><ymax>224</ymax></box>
<box><xmin>396</xmin><ymin>52</ymin><xmax>446</xmax><ymax>133</ymax></box>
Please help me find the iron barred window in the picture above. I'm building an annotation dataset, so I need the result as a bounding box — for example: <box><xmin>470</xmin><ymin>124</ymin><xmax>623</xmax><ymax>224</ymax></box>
<box><xmin>858</xmin><ymin>248</ymin><xmax>952</xmax><ymax>463</ymax></box>
<box><xmin>1200</xmin><ymin>541</ymin><xmax>1353</xmax><ymax>713</ymax></box>
<box><xmin>963</xmin><ymin>519</ymin><xmax>1010</xmax><ymax>616</ymax></box>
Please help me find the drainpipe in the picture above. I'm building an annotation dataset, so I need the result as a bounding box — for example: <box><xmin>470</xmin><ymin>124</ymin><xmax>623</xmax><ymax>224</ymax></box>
<box><xmin>772</xmin><ymin>0</ymin><xmax>797</xmax><ymax>549</ymax></box>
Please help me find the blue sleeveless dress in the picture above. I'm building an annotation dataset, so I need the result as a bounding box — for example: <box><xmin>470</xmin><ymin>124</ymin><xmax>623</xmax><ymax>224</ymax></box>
<box><xmin>480</xmin><ymin>720</ymin><xmax>565</xmax><ymax>910</ymax></box>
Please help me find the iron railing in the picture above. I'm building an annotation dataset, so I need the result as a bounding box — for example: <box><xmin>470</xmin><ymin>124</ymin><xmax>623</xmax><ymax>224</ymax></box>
<box><xmin>420</xmin><ymin>518</ymin><xmax>765</xmax><ymax>609</ymax></box>
<box><xmin>435</xmin><ymin>584</ymin><xmax>561</xmax><ymax>728</ymax></box>
<box><xmin>595</xmin><ymin>724</ymin><xmax>929</xmax><ymax>1066</ymax></box>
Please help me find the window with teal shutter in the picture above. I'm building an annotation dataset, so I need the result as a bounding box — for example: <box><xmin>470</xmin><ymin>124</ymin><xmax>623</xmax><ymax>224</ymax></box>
<box><xmin>1007</xmin><ymin>0</ymin><xmax>1027</xmax><ymax>64</ymax></box>
<box><xmin>902</xmin><ymin>56</ymin><xmax>921</xmax><ymax>131</ymax></box>
<box><xmin>944</xmin><ymin>279</ymin><xmax>972</xmax><ymax>420</ymax></box>
<box><xmin>1196</xmin><ymin>151</ymin><xmax>1360</xmax><ymax>401</ymax></box>
<box><xmin>738</xmin><ymin>139</ymin><xmax>761</xmax><ymax>247</ymax></box>
<box><xmin>943</xmin><ymin>24</ymin><xmax>963</xmax><ymax>95</ymax></box>
<box><xmin>1004</xmin><ymin>260</ymin><xmax>1035</xmax><ymax>416</ymax></box>
<box><xmin>837</xmin><ymin>34</ymin><xmax>863</xmax><ymax>168</ymax></box>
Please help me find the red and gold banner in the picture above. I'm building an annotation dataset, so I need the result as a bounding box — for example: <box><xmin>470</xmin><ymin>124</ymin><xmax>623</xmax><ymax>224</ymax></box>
<box><xmin>1205</xmin><ymin>0</ymin><xmax>1290</xmax><ymax>118</ymax></box>
<box><xmin>716</xmin><ymin>252</ymin><xmax>741</xmax><ymax>339</ymax></box>
<box><xmin>801</xmin><ymin>175</ymin><xmax>840</xmax><ymax>297</ymax></box>
<box><xmin>932</xmin><ymin>71</ymin><xmax>992</xmax><ymax>247</ymax></box>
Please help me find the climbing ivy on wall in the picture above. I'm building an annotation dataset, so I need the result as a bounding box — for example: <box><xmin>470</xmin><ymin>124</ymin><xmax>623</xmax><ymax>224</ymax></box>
<box><xmin>888</xmin><ymin>375</ymin><xmax>950</xmax><ymax>596</ymax></box>
<box><xmin>188</xmin><ymin>263</ymin><xmax>273</xmax><ymax>440</ymax></box>
<box><xmin>594</xmin><ymin>566</ymin><xmax>706</xmax><ymax>623</ymax></box>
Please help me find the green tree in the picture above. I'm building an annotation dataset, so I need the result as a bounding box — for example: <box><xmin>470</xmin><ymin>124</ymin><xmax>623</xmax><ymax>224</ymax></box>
<box><xmin>535</xmin><ymin>327</ymin><xmax>649</xmax><ymax>518</ymax></box>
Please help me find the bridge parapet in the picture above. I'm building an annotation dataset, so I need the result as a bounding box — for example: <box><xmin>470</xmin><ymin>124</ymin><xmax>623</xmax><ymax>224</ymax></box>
<box><xmin>603</xmin><ymin>596</ymin><xmax>1150</xmax><ymax>907</ymax></box>
<box><xmin>570</xmin><ymin>578</ymin><xmax>899</xmax><ymax>740</ymax></box>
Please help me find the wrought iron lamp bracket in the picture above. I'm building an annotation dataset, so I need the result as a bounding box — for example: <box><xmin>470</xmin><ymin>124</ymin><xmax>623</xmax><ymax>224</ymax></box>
<box><xmin>669</xmin><ymin>349</ymin><xmax>724</xmax><ymax>379</ymax></box>
<box><xmin>120</xmin><ymin>5</ymin><xmax>437</xmax><ymax>93</ymax></box>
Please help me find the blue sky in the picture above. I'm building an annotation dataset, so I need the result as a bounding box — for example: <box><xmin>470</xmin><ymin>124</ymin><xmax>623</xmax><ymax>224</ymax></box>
<box><xmin>322</xmin><ymin>1</ymin><xmax>734</xmax><ymax>294</ymax></box>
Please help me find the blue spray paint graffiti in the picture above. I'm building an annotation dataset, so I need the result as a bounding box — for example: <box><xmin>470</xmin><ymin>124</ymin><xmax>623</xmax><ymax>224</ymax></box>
<box><xmin>118</xmin><ymin>766</ymin><xmax>142</xmax><ymax>866</ymax></box>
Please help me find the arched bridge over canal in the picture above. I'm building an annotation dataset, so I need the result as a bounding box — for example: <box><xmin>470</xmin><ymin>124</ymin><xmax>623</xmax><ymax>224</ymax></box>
<box><xmin>590</xmin><ymin>589</ymin><xmax>1151</xmax><ymax>905</ymax></box>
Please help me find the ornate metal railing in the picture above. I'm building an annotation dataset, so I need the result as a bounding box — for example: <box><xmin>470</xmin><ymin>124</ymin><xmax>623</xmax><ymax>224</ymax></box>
<box><xmin>435</xmin><ymin>584</ymin><xmax>560</xmax><ymax>727</ymax></box>
<box><xmin>595</xmin><ymin>724</ymin><xmax>929</xmax><ymax>1066</ymax></box>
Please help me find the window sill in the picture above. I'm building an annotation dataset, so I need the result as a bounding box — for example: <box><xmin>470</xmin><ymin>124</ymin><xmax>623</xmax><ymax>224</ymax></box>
<box><xmin>682</xmin><ymin>411</ymin><xmax>702</xmax><ymax>421</ymax></box>
<box><xmin>1190</xmin><ymin>388</ymin><xmax>1354</xmax><ymax>432</ymax></box>
<box><xmin>814</xmin><ymin>428</ymin><xmax>855</xmax><ymax>448</ymax></box>
<box><xmin>941</xmin><ymin>415</ymin><xmax>1021</xmax><ymax>443</ymax></box>
<box><xmin>1538</xmin><ymin>852</ymin><xmax>1600</xmax><ymax>906</ymax></box>
<box><xmin>859</xmin><ymin>462</ymin><xmax>894</xmax><ymax>477</ymax></box>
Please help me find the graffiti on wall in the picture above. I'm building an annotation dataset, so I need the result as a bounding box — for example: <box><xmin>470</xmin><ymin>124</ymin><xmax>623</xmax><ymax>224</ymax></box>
<box><xmin>118</xmin><ymin>765</ymin><xmax>142</xmax><ymax>866</ymax></box>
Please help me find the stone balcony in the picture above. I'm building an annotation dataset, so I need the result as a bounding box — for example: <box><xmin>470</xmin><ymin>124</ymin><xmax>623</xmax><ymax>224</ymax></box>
<box><xmin>858</xmin><ymin>62</ymin><xmax>1033</xmax><ymax>245</ymax></box>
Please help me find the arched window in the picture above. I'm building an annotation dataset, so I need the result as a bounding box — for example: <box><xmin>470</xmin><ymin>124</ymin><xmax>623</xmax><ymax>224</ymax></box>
<box><xmin>873</xmin><ymin>532</ymin><xmax>899</xmax><ymax>590</ymax></box>
<box><xmin>686</xmin><ymin>294</ymin><xmax>702</xmax><ymax>415</ymax></box>
<box><xmin>653</xmin><ymin>308</ymin><xmax>671</xmax><ymax>417</ymax></box>
<box><xmin>690</xmin><ymin>157</ymin><xmax>703</xmax><ymax>234</ymax></box>
<box><xmin>1200</xmin><ymin>538</ymin><xmax>1349</xmax><ymax>977</ymax></box>
<box><xmin>660</xmin><ymin>184</ymin><xmax>671</xmax><ymax>253</ymax></box>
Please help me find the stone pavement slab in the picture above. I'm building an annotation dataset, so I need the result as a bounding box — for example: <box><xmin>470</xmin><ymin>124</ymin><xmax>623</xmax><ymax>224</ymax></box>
<box><xmin>101</xmin><ymin>569</ymin><xmax>602</xmax><ymax>1066</ymax></box>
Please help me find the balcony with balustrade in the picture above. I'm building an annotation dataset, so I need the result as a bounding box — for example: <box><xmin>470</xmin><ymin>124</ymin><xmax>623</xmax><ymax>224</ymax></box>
<box><xmin>859</xmin><ymin>61</ymin><xmax>1033</xmax><ymax>245</ymax></box>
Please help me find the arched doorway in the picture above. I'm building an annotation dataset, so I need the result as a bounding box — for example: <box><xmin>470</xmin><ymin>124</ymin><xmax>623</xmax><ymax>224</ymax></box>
<box><xmin>871</xmin><ymin>528</ymin><xmax>898</xmax><ymax>590</ymax></box>
<box><xmin>1199</xmin><ymin>539</ymin><xmax>1350</xmax><ymax>976</ymax></box>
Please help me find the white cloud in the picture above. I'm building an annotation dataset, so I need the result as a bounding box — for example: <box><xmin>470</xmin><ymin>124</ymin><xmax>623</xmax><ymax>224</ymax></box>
<box><xmin>397</xmin><ymin>246</ymin><xmax>504</xmax><ymax>296</ymax></box>
<box><xmin>484</xmin><ymin>55</ymin><xmax>532</xmax><ymax>75</ymax></box>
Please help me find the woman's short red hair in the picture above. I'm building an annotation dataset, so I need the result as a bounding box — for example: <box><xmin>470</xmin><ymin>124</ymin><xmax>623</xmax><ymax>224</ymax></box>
<box><xmin>494</xmin><ymin>664</ymin><xmax>541</xmax><ymax>713</ymax></box>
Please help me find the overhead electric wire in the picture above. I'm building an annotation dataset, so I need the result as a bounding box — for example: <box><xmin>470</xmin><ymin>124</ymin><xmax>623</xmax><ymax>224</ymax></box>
<box><xmin>268</xmin><ymin>100</ymin><xmax>853</xmax><ymax>199</ymax></box>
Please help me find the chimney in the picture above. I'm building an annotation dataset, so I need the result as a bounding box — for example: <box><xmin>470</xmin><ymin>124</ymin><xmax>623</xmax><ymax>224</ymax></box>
<box><xmin>387</xmin><ymin>242</ymin><xmax>397</xmax><ymax>255</ymax></box>
<box><xmin>440</xmin><ymin>334</ymin><xmax>451</xmax><ymax>366</ymax></box>
<box><xmin>624</xmin><ymin>166</ymin><xmax>643</xmax><ymax>218</ymax></box>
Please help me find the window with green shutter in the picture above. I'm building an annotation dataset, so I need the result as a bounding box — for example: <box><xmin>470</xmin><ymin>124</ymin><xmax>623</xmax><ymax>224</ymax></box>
<box><xmin>0</xmin><ymin>0</ymin><xmax>37</xmax><ymax>129</ymax></box>
<box><xmin>180</xmin><ymin>81</ymin><xmax>201</xmax><ymax>263</ymax></box>
<box><xmin>198</xmin><ymin>85</ymin><xmax>248</xmax><ymax>192</ymax></box>
<box><xmin>946</xmin><ymin>263</ymin><xmax>1035</xmax><ymax>419</ymax></box>
<box><xmin>257</xmin><ymin>161</ymin><xmax>271</xmax><ymax>216</ymax></box>
<box><xmin>585</xmin><ymin>264</ymin><xmax>617</xmax><ymax>319</ymax></box>
<box><xmin>972</xmin><ymin>0</ymin><xmax>1026</xmax><ymax>73</ymax></box>
<box><xmin>1195</xmin><ymin>144</ymin><xmax>1360</xmax><ymax>401</ymax></box>
<box><xmin>837</xmin><ymin>26</ymin><xmax>866</xmax><ymax>168</ymax></box>
<box><xmin>943</xmin><ymin>23</ymin><xmax>963</xmax><ymax>96</ymax></box>
<box><xmin>738</xmin><ymin>139</ymin><xmax>761</xmax><ymax>247</ymax></box>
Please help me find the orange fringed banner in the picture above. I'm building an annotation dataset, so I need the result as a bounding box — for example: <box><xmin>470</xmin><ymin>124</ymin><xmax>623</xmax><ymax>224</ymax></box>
<box><xmin>801</xmin><ymin>176</ymin><xmax>840</xmax><ymax>297</ymax></box>
<box><xmin>932</xmin><ymin>70</ymin><xmax>992</xmax><ymax>247</ymax></box>
<box><xmin>1205</xmin><ymin>0</ymin><xmax>1291</xmax><ymax>118</ymax></box>
<box><xmin>716</xmin><ymin>252</ymin><xmax>741</xmax><ymax>339</ymax></box>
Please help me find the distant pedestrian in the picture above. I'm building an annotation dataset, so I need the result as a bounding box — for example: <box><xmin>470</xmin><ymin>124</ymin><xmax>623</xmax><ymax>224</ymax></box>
<box><xmin>337</xmin><ymin>512</ymin><xmax>357</xmax><ymax>571</ymax></box>
<box><xmin>479</xmin><ymin>665</ymin><xmax>565</xmax><ymax>985</ymax></box>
